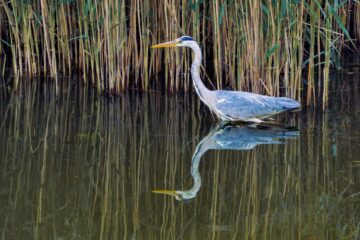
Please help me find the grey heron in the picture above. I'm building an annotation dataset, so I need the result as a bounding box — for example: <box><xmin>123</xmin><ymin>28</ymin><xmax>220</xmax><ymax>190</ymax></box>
<box><xmin>152</xmin><ymin>124</ymin><xmax>299</xmax><ymax>201</ymax></box>
<box><xmin>152</xmin><ymin>36</ymin><xmax>301</xmax><ymax>123</ymax></box>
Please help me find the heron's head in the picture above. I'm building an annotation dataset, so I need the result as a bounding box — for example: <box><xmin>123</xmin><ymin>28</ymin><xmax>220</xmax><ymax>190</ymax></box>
<box><xmin>151</xmin><ymin>36</ymin><xmax>195</xmax><ymax>49</ymax></box>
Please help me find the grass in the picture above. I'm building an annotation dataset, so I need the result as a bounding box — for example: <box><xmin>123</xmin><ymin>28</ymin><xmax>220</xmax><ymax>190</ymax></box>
<box><xmin>0</xmin><ymin>0</ymin><xmax>358</xmax><ymax>107</ymax></box>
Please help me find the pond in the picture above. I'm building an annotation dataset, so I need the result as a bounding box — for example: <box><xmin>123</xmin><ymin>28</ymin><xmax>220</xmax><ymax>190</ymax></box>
<box><xmin>0</xmin><ymin>65</ymin><xmax>359</xmax><ymax>239</ymax></box>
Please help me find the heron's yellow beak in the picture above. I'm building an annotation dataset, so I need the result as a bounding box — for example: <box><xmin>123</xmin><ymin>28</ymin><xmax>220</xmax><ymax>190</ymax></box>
<box><xmin>152</xmin><ymin>189</ymin><xmax>178</xmax><ymax>196</ymax></box>
<box><xmin>151</xmin><ymin>40</ymin><xmax>179</xmax><ymax>49</ymax></box>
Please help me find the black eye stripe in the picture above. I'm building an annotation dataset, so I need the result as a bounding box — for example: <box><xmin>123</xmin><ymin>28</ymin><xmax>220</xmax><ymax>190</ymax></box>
<box><xmin>181</xmin><ymin>36</ymin><xmax>193</xmax><ymax>41</ymax></box>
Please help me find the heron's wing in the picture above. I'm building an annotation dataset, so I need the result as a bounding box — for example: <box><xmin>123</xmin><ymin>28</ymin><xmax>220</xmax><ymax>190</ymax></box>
<box><xmin>214</xmin><ymin>91</ymin><xmax>300</xmax><ymax>120</ymax></box>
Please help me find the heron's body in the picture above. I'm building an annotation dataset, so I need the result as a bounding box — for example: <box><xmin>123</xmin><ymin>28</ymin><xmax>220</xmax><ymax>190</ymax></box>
<box><xmin>152</xmin><ymin>36</ymin><xmax>301</xmax><ymax>123</ymax></box>
<box><xmin>199</xmin><ymin>89</ymin><xmax>301</xmax><ymax>122</ymax></box>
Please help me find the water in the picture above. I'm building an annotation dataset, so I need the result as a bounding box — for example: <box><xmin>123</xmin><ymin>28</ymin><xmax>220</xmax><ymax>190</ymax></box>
<box><xmin>0</xmin><ymin>68</ymin><xmax>359</xmax><ymax>239</ymax></box>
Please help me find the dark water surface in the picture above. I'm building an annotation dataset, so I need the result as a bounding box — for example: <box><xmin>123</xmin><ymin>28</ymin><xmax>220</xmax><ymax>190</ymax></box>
<box><xmin>0</xmin><ymin>68</ymin><xmax>360</xmax><ymax>239</ymax></box>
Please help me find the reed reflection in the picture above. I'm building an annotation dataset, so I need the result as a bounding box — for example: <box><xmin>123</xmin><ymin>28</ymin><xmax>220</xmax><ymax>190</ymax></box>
<box><xmin>153</xmin><ymin>124</ymin><xmax>299</xmax><ymax>201</ymax></box>
<box><xmin>0</xmin><ymin>71</ymin><xmax>359</xmax><ymax>239</ymax></box>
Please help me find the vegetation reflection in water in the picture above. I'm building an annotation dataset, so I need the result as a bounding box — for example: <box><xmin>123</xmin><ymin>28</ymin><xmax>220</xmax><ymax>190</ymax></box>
<box><xmin>153</xmin><ymin>124</ymin><xmax>299</xmax><ymax>201</ymax></box>
<box><xmin>0</xmin><ymin>71</ymin><xmax>359</xmax><ymax>239</ymax></box>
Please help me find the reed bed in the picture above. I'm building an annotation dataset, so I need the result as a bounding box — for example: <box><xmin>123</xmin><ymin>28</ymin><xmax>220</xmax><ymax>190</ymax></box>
<box><xmin>0</xmin><ymin>0</ymin><xmax>359</xmax><ymax>107</ymax></box>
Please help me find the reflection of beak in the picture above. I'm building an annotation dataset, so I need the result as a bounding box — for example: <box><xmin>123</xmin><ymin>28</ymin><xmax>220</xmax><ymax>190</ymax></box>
<box><xmin>152</xmin><ymin>189</ymin><xmax>178</xmax><ymax>196</ymax></box>
<box><xmin>151</xmin><ymin>40</ymin><xmax>178</xmax><ymax>48</ymax></box>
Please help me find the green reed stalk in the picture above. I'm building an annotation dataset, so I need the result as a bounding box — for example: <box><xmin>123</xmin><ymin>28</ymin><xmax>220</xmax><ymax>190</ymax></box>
<box><xmin>307</xmin><ymin>0</ymin><xmax>315</xmax><ymax>106</ymax></box>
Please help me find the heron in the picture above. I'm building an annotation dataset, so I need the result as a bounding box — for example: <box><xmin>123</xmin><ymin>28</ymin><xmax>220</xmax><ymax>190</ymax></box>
<box><xmin>152</xmin><ymin>124</ymin><xmax>299</xmax><ymax>201</ymax></box>
<box><xmin>152</xmin><ymin>36</ymin><xmax>301</xmax><ymax>123</ymax></box>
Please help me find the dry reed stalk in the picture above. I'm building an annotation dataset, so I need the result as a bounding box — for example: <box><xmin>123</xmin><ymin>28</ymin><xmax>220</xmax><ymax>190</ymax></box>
<box><xmin>356</xmin><ymin>2</ymin><xmax>360</xmax><ymax>41</ymax></box>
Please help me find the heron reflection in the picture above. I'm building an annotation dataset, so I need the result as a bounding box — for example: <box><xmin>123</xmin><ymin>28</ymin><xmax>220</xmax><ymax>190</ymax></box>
<box><xmin>153</xmin><ymin>124</ymin><xmax>299</xmax><ymax>201</ymax></box>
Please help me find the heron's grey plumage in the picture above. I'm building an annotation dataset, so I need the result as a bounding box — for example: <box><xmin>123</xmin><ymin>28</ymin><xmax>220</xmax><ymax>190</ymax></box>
<box><xmin>213</xmin><ymin>91</ymin><xmax>300</xmax><ymax>121</ymax></box>
<box><xmin>183</xmin><ymin>37</ymin><xmax>300</xmax><ymax>122</ymax></box>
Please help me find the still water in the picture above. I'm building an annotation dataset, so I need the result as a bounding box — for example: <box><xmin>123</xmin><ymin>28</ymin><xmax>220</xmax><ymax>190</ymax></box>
<box><xmin>0</xmin><ymin>68</ymin><xmax>359</xmax><ymax>239</ymax></box>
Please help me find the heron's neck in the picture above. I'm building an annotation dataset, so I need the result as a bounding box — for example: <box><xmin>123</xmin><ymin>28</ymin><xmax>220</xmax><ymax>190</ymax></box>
<box><xmin>181</xmin><ymin>137</ymin><xmax>210</xmax><ymax>200</ymax></box>
<box><xmin>190</xmin><ymin>44</ymin><xmax>210</xmax><ymax>103</ymax></box>
<box><xmin>189</xmin><ymin>146</ymin><xmax>204</xmax><ymax>196</ymax></box>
